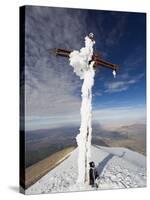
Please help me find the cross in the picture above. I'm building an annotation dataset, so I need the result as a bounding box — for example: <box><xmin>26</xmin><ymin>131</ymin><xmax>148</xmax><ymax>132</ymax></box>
<box><xmin>49</xmin><ymin>34</ymin><xmax>118</xmax><ymax>73</ymax></box>
<box><xmin>49</xmin><ymin>33</ymin><xmax>119</xmax><ymax>185</ymax></box>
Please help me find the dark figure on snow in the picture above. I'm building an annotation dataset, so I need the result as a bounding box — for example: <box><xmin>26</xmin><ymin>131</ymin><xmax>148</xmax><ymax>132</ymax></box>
<box><xmin>89</xmin><ymin>161</ymin><xmax>99</xmax><ymax>188</ymax></box>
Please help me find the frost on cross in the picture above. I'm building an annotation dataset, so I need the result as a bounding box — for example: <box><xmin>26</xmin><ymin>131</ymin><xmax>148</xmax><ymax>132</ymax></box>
<box><xmin>48</xmin><ymin>33</ymin><xmax>117</xmax><ymax>186</ymax></box>
<box><xmin>69</xmin><ymin>34</ymin><xmax>96</xmax><ymax>185</ymax></box>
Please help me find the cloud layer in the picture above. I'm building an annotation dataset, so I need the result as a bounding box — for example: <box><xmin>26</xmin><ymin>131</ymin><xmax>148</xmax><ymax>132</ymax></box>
<box><xmin>105</xmin><ymin>73</ymin><xmax>144</xmax><ymax>93</ymax></box>
<box><xmin>22</xmin><ymin>6</ymin><xmax>146</xmax><ymax>130</ymax></box>
<box><xmin>25</xmin><ymin>104</ymin><xmax>146</xmax><ymax>130</ymax></box>
<box><xmin>24</xmin><ymin>6</ymin><xmax>89</xmax><ymax>117</ymax></box>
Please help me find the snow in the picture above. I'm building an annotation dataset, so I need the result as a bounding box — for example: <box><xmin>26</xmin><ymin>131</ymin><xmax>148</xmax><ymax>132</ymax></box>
<box><xmin>26</xmin><ymin>145</ymin><xmax>146</xmax><ymax>195</ymax></box>
<box><xmin>112</xmin><ymin>70</ymin><xmax>116</xmax><ymax>78</ymax></box>
<box><xmin>69</xmin><ymin>35</ymin><xmax>95</xmax><ymax>184</ymax></box>
<box><xmin>69</xmin><ymin>36</ymin><xmax>95</xmax><ymax>79</ymax></box>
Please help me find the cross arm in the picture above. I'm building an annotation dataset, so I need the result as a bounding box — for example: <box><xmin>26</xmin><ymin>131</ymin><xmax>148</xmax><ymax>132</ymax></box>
<box><xmin>94</xmin><ymin>58</ymin><xmax>118</xmax><ymax>71</ymax></box>
<box><xmin>49</xmin><ymin>48</ymin><xmax>71</xmax><ymax>57</ymax></box>
<box><xmin>49</xmin><ymin>48</ymin><xmax>119</xmax><ymax>71</ymax></box>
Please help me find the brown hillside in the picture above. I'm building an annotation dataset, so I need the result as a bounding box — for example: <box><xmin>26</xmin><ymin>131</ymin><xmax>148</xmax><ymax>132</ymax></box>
<box><xmin>25</xmin><ymin>146</ymin><xmax>75</xmax><ymax>189</ymax></box>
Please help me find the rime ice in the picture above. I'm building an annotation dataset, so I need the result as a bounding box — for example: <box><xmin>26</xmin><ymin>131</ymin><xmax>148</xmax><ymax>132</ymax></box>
<box><xmin>69</xmin><ymin>36</ymin><xmax>95</xmax><ymax>79</ymax></box>
<box><xmin>69</xmin><ymin>35</ymin><xmax>95</xmax><ymax>184</ymax></box>
<box><xmin>113</xmin><ymin>70</ymin><xmax>116</xmax><ymax>78</ymax></box>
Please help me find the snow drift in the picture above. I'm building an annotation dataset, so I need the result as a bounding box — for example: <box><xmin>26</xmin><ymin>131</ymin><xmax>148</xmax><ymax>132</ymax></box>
<box><xmin>26</xmin><ymin>145</ymin><xmax>146</xmax><ymax>194</ymax></box>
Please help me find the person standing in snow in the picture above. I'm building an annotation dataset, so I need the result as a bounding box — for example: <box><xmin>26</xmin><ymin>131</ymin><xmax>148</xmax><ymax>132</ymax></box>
<box><xmin>89</xmin><ymin>161</ymin><xmax>98</xmax><ymax>188</ymax></box>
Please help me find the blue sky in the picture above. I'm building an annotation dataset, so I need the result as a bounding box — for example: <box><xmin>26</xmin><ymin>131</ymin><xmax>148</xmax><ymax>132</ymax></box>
<box><xmin>24</xmin><ymin>6</ymin><xmax>146</xmax><ymax>130</ymax></box>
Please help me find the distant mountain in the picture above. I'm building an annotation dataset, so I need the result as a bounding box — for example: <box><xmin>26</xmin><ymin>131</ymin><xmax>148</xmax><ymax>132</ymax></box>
<box><xmin>117</xmin><ymin>123</ymin><xmax>146</xmax><ymax>139</ymax></box>
<box><xmin>25</xmin><ymin>123</ymin><xmax>146</xmax><ymax>167</ymax></box>
<box><xmin>104</xmin><ymin>123</ymin><xmax>146</xmax><ymax>155</ymax></box>
<box><xmin>25</xmin><ymin>127</ymin><xmax>78</xmax><ymax>167</ymax></box>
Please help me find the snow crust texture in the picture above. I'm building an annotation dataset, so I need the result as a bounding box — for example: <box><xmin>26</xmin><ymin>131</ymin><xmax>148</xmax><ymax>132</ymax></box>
<box><xmin>26</xmin><ymin>145</ymin><xmax>146</xmax><ymax>194</ymax></box>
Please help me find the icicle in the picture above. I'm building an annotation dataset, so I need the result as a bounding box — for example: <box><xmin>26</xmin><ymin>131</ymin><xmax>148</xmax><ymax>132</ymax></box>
<box><xmin>113</xmin><ymin>70</ymin><xmax>116</xmax><ymax>78</ymax></box>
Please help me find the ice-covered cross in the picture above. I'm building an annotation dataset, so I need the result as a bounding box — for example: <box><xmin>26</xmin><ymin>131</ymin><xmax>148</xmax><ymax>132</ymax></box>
<box><xmin>50</xmin><ymin>33</ymin><xmax>118</xmax><ymax>186</ymax></box>
<box><xmin>69</xmin><ymin>34</ymin><xmax>96</xmax><ymax>184</ymax></box>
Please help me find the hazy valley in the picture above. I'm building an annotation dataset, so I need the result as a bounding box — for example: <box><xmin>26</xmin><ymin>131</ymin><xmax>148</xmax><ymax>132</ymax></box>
<box><xmin>25</xmin><ymin>123</ymin><xmax>146</xmax><ymax>168</ymax></box>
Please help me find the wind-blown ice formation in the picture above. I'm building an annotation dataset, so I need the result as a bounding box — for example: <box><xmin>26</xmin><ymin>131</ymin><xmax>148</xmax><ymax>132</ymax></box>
<box><xmin>69</xmin><ymin>35</ymin><xmax>95</xmax><ymax>184</ymax></box>
<box><xmin>69</xmin><ymin>36</ymin><xmax>95</xmax><ymax>79</ymax></box>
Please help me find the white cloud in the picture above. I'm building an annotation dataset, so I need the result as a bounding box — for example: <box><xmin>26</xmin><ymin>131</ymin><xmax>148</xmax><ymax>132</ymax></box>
<box><xmin>105</xmin><ymin>73</ymin><xmax>145</xmax><ymax>93</ymax></box>
<box><xmin>93</xmin><ymin>91</ymin><xmax>102</xmax><ymax>97</ymax></box>
<box><xmin>24</xmin><ymin>6</ymin><xmax>87</xmax><ymax>118</ymax></box>
<box><xmin>25</xmin><ymin>105</ymin><xmax>146</xmax><ymax>130</ymax></box>
<box><xmin>105</xmin><ymin>80</ymin><xmax>133</xmax><ymax>93</ymax></box>
<box><xmin>25</xmin><ymin>58</ymin><xmax>82</xmax><ymax>116</ymax></box>
<box><xmin>93</xmin><ymin>105</ymin><xmax>146</xmax><ymax>128</ymax></box>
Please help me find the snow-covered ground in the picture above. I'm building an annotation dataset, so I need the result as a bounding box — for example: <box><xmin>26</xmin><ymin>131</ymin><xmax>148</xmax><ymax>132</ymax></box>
<box><xmin>26</xmin><ymin>145</ymin><xmax>146</xmax><ymax>195</ymax></box>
